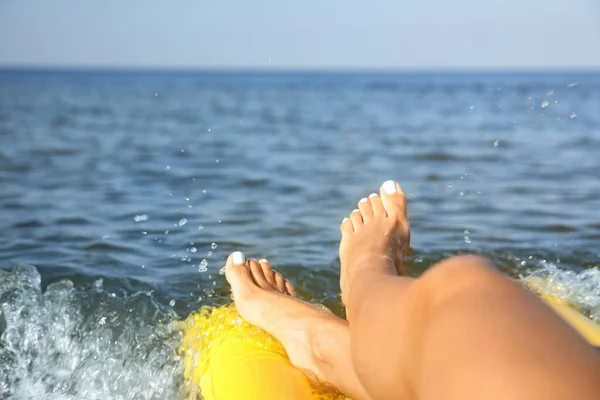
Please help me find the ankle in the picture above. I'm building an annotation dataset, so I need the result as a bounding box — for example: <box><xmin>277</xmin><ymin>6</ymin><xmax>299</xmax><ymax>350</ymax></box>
<box><xmin>304</xmin><ymin>314</ymin><xmax>348</xmax><ymax>382</ymax></box>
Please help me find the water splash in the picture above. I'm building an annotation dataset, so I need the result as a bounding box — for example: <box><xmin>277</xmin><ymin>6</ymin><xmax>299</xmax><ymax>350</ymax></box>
<box><xmin>520</xmin><ymin>260</ymin><xmax>600</xmax><ymax>322</ymax></box>
<box><xmin>0</xmin><ymin>265</ymin><xmax>183</xmax><ymax>399</ymax></box>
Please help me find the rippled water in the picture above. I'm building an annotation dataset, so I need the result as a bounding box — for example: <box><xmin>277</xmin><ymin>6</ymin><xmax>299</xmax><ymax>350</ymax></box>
<box><xmin>1</xmin><ymin>70</ymin><xmax>599</xmax><ymax>398</ymax></box>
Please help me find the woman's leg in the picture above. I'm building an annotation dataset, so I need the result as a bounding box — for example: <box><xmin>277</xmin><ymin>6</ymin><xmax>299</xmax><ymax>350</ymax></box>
<box><xmin>340</xmin><ymin>180</ymin><xmax>600</xmax><ymax>400</ymax></box>
<box><xmin>225</xmin><ymin>254</ymin><xmax>371</xmax><ymax>400</ymax></box>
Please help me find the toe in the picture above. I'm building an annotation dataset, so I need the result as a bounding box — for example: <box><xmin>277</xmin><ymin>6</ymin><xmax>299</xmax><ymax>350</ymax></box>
<box><xmin>258</xmin><ymin>259</ymin><xmax>277</xmax><ymax>287</ymax></box>
<box><xmin>249</xmin><ymin>259</ymin><xmax>271</xmax><ymax>289</ymax></box>
<box><xmin>368</xmin><ymin>193</ymin><xmax>385</xmax><ymax>216</ymax></box>
<box><xmin>273</xmin><ymin>270</ymin><xmax>287</xmax><ymax>293</ymax></box>
<box><xmin>380</xmin><ymin>180</ymin><xmax>407</xmax><ymax>219</ymax></box>
<box><xmin>284</xmin><ymin>280</ymin><xmax>296</xmax><ymax>297</ymax></box>
<box><xmin>340</xmin><ymin>217</ymin><xmax>354</xmax><ymax>234</ymax></box>
<box><xmin>224</xmin><ymin>251</ymin><xmax>253</xmax><ymax>293</ymax></box>
<box><xmin>349</xmin><ymin>209</ymin><xmax>363</xmax><ymax>231</ymax></box>
<box><xmin>358</xmin><ymin>197</ymin><xmax>374</xmax><ymax>222</ymax></box>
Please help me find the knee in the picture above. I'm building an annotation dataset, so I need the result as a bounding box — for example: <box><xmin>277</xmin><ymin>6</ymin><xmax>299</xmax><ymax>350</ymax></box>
<box><xmin>416</xmin><ymin>255</ymin><xmax>504</xmax><ymax>305</ymax></box>
<box><xmin>424</xmin><ymin>255</ymin><xmax>496</xmax><ymax>282</ymax></box>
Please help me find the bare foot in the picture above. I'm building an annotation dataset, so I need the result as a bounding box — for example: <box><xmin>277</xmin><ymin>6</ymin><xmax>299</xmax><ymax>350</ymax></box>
<box><xmin>339</xmin><ymin>180</ymin><xmax>411</xmax><ymax>305</ymax></box>
<box><xmin>225</xmin><ymin>252</ymin><xmax>371</xmax><ymax>400</ymax></box>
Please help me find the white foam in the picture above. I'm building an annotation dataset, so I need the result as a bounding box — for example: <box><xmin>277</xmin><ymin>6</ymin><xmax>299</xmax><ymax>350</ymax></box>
<box><xmin>520</xmin><ymin>260</ymin><xmax>600</xmax><ymax>322</ymax></box>
<box><xmin>0</xmin><ymin>265</ymin><xmax>183</xmax><ymax>399</ymax></box>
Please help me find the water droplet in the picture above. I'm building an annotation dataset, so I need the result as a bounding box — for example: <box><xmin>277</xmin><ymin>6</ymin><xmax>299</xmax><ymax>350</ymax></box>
<box><xmin>141</xmin><ymin>231</ymin><xmax>147</xmax><ymax>235</ymax></box>
<box><xmin>460</xmin><ymin>191</ymin><xmax>465</xmax><ymax>196</ymax></box>
<box><xmin>198</xmin><ymin>225</ymin><xmax>204</xmax><ymax>230</ymax></box>
<box><xmin>99</xmin><ymin>317</ymin><xmax>106</xmax><ymax>325</ymax></box>
<box><xmin>464</xmin><ymin>229</ymin><xmax>471</xmax><ymax>243</ymax></box>
<box><xmin>447</xmin><ymin>183</ymin><xmax>453</xmax><ymax>188</ymax></box>
<box><xmin>219</xmin><ymin>266</ymin><xmax>226</xmax><ymax>275</ymax></box>
<box><xmin>166</xmin><ymin>165</ymin><xmax>170</xmax><ymax>170</ymax></box>
<box><xmin>567</xmin><ymin>82</ymin><xmax>578</xmax><ymax>88</ymax></box>
<box><xmin>546</xmin><ymin>89</ymin><xmax>554</xmax><ymax>96</ymax></box>
<box><xmin>155</xmin><ymin>92</ymin><xmax>159</xmax><ymax>97</ymax></box>
<box><xmin>540</xmin><ymin>100</ymin><xmax>549</xmax><ymax>108</ymax></box>
<box><xmin>198</xmin><ymin>259</ymin><xmax>208</xmax><ymax>272</ymax></box>
<box><xmin>570</xmin><ymin>112</ymin><xmax>577</xmax><ymax>119</ymax></box>
<box><xmin>211</xmin><ymin>242</ymin><xmax>217</xmax><ymax>249</ymax></box>
<box><xmin>179</xmin><ymin>218</ymin><xmax>187</xmax><ymax>226</ymax></box>
<box><xmin>202</xmin><ymin>190</ymin><xmax>207</xmax><ymax>193</ymax></box>
<box><xmin>493</xmin><ymin>140</ymin><xmax>500</xmax><ymax>147</ymax></box>
<box><xmin>190</xmin><ymin>247</ymin><xmax>197</xmax><ymax>253</ymax></box>
<box><xmin>207</xmin><ymin>251</ymin><xmax>212</xmax><ymax>256</ymax></box>
<box><xmin>215</xmin><ymin>159</ymin><xmax>220</xmax><ymax>163</ymax></box>
<box><xmin>133</xmin><ymin>214</ymin><xmax>148</xmax><ymax>222</ymax></box>
<box><xmin>165</xmin><ymin>230</ymin><xmax>169</xmax><ymax>234</ymax></box>
<box><xmin>469</xmin><ymin>105</ymin><xmax>474</xmax><ymax>110</ymax></box>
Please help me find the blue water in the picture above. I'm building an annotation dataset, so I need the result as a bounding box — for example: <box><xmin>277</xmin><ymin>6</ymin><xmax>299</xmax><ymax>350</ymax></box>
<box><xmin>1</xmin><ymin>69</ymin><xmax>599</xmax><ymax>398</ymax></box>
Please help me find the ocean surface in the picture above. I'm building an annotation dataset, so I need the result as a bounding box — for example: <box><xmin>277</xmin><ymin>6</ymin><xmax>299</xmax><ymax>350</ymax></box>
<box><xmin>1</xmin><ymin>69</ymin><xmax>599</xmax><ymax>398</ymax></box>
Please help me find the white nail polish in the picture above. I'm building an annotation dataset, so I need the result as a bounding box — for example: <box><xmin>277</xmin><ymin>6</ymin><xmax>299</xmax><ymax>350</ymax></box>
<box><xmin>359</xmin><ymin>197</ymin><xmax>368</xmax><ymax>203</ymax></box>
<box><xmin>342</xmin><ymin>217</ymin><xmax>349</xmax><ymax>223</ymax></box>
<box><xmin>382</xmin><ymin>180</ymin><xmax>398</xmax><ymax>194</ymax></box>
<box><xmin>259</xmin><ymin>258</ymin><xmax>268</xmax><ymax>263</ymax></box>
<box><xmin>352</xmin><ymin>208</ymin><xmax>360</xmax><ymax>213</ymax></box>
<box><xmin>232</xmin><ymin>251</ymin><xmax>245</xmax><ymax>264</ymax></box>
<box><xmin>368</xmin><ymin>193</ymin><xmax>379</xmax><ymax>198</ymax></box>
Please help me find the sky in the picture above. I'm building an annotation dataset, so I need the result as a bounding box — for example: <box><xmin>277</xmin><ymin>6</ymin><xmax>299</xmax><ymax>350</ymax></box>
<box><xmin>1</xmin><ymin>0</ymin><xmax>599</xmax><ymax>69</ymax></box>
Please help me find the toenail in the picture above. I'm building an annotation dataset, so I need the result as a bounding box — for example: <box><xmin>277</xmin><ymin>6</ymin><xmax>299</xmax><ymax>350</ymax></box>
<box><xmin>359</xmin><ymin>197</ymin><xmax>368</xmax><ymax>203</ymax></box>
<box><xmin>232</xmin><ymin>251</ymin><xmax>246</xmax><ymax>264</ymax></box>
<box><xmin>352</xmin><ymin>209</ymin><xmax>360</xmax><ymax>213</ymax></box>
<box><xmin>383</xmin><ymin>180</ymin><xmax>398</xmax><ymax>194</ymax></box>
<box><xmin>259</xmin><ymin>258</ymin><xmax>268</xmax><ymax>263</ymax></box>
<box><xmin>368</xmin><ymin>193</ymin><xmax>379</xmax><ymax>198</ymax></box>
<box><xmin>342</xmin><ymin>217</ymin><xmax>349</xmax><ymax>223</ymax></box>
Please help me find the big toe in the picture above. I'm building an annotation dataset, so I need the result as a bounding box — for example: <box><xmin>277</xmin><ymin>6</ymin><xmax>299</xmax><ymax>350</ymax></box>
<box><xmin>224</xmin><ymin>251</ymin><xmax>253</xmax><ymax>294</ymax></box>
<box><xmin>380</xmin><ymin>180</ymin><xmax>407</xmax><ymax>220</ymax></box>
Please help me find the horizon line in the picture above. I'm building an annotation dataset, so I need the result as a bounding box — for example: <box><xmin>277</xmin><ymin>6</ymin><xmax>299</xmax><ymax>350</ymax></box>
<box><xmin>1</xmin><ymin>65</ymin><xmax>600</xmax><ymax>74</ymax></box>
